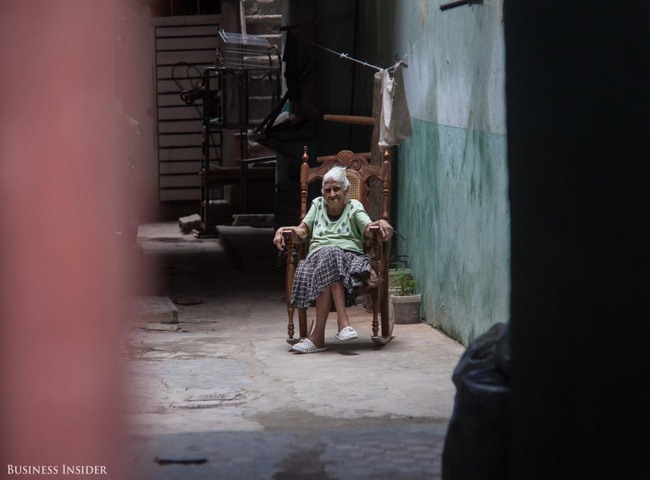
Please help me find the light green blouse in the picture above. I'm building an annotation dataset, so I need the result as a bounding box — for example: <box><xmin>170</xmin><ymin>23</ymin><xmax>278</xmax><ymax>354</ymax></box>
<box><xmin>302</xmin><ymin>197</ymin><xmax>372</xmax><ymax>256</ymax></box>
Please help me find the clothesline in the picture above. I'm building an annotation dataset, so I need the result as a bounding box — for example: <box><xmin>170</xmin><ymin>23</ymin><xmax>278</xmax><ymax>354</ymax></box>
<box><xmin>293</xmin><ymin>0</ymin><xmax>497</xmax><ymax>74</ymax></box>
<box><xmin>305</xmin><ymin>39</ymin><xmax>402</xmax><ymax>72</ymax></box>
<box><xmin>298</xmin><ymin>38</ymin><xmax>412</xmax><ymax>148</ymax></box>
<box><xmin>284</xmin><ymin>2</ymin><xmax>498</xmax><ymax>149</ymax></box>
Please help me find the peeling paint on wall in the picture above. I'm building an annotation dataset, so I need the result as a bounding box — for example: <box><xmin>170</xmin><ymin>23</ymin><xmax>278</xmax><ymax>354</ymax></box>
<box><xmin>397</xmin><ymin>119</ymin><xmax>509</xmax><ymax>344</ymax></box>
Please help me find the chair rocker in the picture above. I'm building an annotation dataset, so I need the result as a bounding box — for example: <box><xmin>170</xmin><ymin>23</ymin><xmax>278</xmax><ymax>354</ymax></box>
<box><xmin>282</xmin><ymin>146</ymin><xmax>394</xmax><ymax>346</ymax></box>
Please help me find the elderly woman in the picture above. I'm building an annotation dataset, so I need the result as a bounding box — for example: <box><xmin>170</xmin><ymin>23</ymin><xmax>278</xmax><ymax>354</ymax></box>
<box><xmin>273</xmin><ymin>166</ymin><xmax>393</xmax><ymax>353</ymax></box>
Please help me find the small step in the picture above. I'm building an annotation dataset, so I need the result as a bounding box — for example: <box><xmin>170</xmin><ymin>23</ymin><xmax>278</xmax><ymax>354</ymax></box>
<box><xmin>232</xmin><ymin>214</ymin><xmax>274</xmax><ymax>228</ymax></box>
<box><xmin>132</xmin><ymin>296</ymin><xmax>178</xmax><ymax>324</ymax></box>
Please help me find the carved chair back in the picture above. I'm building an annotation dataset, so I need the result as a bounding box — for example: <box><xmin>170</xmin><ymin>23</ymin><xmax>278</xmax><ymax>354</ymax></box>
<box><xmin>299</xmin><ymin>149</ymin><xmax>391</xmax><ymax>224</ymax></box>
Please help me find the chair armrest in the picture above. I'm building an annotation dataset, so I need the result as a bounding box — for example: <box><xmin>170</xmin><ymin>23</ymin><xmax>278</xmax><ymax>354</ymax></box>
<box><xmin>281</xmin><ymin>228</ymin><xmax>308</xmax><ymax>245</ymax></box>
<box><xmin>366</xmin><ymin>224</ymin><xmax>388</xmax><ymax>244</ymax></box>
<box><xmin>366</xmin><ymin>224</ymin><xmax>391</xmax><ymax>258</ymax></box>
<box><xmin>366</xmin><ymin>224</ymin><xmax>391</xmax><ymax>245</ymax></box>
<box><xmin>365</xmin><ymin>225</ymin><xmax>388</xmax><ymax>256</ymax></box>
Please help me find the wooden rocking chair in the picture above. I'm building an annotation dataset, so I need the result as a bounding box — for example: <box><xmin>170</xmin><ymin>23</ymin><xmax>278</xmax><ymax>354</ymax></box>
<box><xmin>282</xmin><ymin>146</ymin><xmax>394</xmax><ymax>346</ymax></box>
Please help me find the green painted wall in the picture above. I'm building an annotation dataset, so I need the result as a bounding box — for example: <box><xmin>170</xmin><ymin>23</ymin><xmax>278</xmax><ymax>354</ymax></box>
<box><xmin>397</xmin><ymin>120</ymin><xmax>509</xmax><ymax>343</ymax></box>
<box><xmin>365</xmin><ymin>0</ymin><xmax>510</xmax><ymax>345</ymax></box>
<box><xmin>393</xmin><ymin>1</ymin><xmax>509</xmax><ymax>344</ymax></box>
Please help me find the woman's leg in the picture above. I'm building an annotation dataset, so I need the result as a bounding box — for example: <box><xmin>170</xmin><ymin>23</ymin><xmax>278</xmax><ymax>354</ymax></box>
<box><xmin>309</xmin><ymin>284</ymin><xmax>333</xmax><ymax>347</ymax></box>
<box><xmin>308</xmin><ymin>280</ymin><xmax>352</xmax><ymax>346</ymax></box>
<box><xmin>330</xmin><ymin>281</ymin><xmax>352</xmax><ymax>331</ymax></box>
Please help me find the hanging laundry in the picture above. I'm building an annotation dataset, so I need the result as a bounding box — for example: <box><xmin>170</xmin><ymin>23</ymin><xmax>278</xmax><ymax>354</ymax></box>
<box><xmin>282</xmin><ymin>29</ymin><xmax>302</xmax><ymax>101</ymax></box>
<box><xmin>377</xmin><ymin>62</ymin><xmax>413</xmax><ymax>148</ymax></box>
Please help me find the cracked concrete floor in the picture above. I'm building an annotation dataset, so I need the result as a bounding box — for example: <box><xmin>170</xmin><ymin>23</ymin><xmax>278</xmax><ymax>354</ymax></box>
<box><xmin>124</xmin><ymin>222</ymin><xmax>465</xmax><ymax>479</ymax></box>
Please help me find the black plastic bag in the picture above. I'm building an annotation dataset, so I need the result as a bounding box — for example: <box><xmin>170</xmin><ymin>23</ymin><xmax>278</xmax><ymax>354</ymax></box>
<box><xmin>442</xmin><ymin>322</ymin><xmax>511</xmax><ymax>480</ymax></box>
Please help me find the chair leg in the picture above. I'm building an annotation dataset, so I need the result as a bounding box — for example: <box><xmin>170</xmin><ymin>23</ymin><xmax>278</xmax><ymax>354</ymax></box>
<box><xmin>371</xmin><ymin>288</ymin><xmax>394</xmax><ymax>346</ymax></box>
<box><xmin>380</xmin><ymin>291</ymin><xmax>393</xmax><ymax>338</ymax></box>
<box><xmin>370</xmin><ymin>289</ymin><xmax>379</xmax><ymax>337</ymax></box>
<box><xmin>286</xmin><ymin>304</ymin><xmax>295</xmax><ymax>344</ymax></box>
<box><xmin>285</xmin><ymin>242</ymin><xmax>299</xmax><ymax>345</ymax></box>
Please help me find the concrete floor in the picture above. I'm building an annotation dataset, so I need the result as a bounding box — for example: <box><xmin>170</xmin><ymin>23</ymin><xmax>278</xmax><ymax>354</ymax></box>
<box><xmin>125</xmin><ymin>222</ymin><xmax>465</xmax><ymax>480</ymax></box>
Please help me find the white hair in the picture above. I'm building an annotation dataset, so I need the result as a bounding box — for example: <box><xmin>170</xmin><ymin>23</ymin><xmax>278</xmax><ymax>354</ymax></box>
<box><xmin>322</xmin><ymin>166</ymin><xmax>349</xmax><ymax>191</ymax></box>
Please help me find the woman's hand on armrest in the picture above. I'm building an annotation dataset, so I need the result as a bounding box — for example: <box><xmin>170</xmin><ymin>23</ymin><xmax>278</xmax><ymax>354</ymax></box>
<box><xmin>365</xmin><ymin>220</ymin><xmax>394</xmax><ymax>242</ymax></box>
<box><xmin>273</xmin><ymin>224</ymin><xmax>310</xmax><ymax>250</ymax></box>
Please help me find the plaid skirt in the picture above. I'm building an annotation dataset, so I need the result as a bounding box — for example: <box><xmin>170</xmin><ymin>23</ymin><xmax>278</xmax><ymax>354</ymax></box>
<box><xmin>291</xmin><ymin>247</ymin><xmax>372</xmax><ymax>308</ymax></box>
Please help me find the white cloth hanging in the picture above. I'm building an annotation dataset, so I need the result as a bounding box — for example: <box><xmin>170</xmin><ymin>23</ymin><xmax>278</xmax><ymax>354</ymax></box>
<box><xmin>378</xmin><ymin>61</ymin><xmax>413</xmax><ymax>148</ymax></box>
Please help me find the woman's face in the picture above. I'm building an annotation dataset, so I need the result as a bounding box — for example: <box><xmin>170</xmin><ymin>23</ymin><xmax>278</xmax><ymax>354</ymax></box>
<box><xmin>323</xmin><ymin>179</ymin><xmax>347</xmax><ymax>212</ymax></box>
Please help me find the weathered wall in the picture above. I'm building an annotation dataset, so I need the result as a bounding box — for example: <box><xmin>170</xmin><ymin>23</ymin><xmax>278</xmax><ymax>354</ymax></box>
<box><xmin>397</xmin><ymin>1</ymin><xmax>508</xmax><ymax>345</ymax></box>
<box><xmin>358</xmin><ymin>0</ymin><xmax>509</xmax><ymax>344</ymax></box>
<box><xmin>398</xmin><ymin>121</ymin><xmax>508</xmax><ymax>343</ymax></box>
